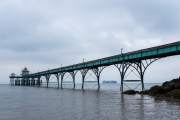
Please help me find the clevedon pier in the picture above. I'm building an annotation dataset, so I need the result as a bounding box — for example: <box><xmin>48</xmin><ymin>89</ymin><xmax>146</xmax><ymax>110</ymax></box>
<box><xmin>9</xmin><ymin>41</ymin><xmax>180</xmax><ymax>93</ymax></box>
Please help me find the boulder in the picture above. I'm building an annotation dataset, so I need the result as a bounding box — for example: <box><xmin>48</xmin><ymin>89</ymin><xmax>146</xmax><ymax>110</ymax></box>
<box><xmin>123</xmin><ymin>90</ymin><xmax>136</xmax><ymax>95</ymax></box>
<box><xmin>162</xmin><ymin>81</ymin><xmax>170</xmax><ymax>87</ymax></box>
<box><xmin>137</xmin><ymin>77</ymin><xmax>180</xmax><ymax>99</ymax></box>
<box><xmin>139</xmin><ymin>90</ymin><xmax>149</xmax><ymax>94</ymax></box>
<box><xmin>162</xmin><ymin>81</ymin><xmax>175</xmax><ymax>87</ymax></box>
<box><xmin>165</xmin><ymin>89</ymin><xmax>180</xmax><ymax>99</ymax></box>
<box><xmin>170</xmin><ymin>79</ymin><xmax>180</xmax><ymax>83</ymax></box>
<box><xmin>163</xmin><ymin>86</ymin><xmax>174</xmax><ymax>93</ymax></box>
<box><xmin>174</xmin><ymin>83</ymin><xmax>180</xmax><ymax>89</ymax></box>
<box><xmin>162</xmin><ymin>82</ymin><xmax>175</xmax><ymax>92</ymax></box>
<box><xmin>149</xmin><ymin>85</ymin><xmax>167</xmax><ymax>94</ymax></box>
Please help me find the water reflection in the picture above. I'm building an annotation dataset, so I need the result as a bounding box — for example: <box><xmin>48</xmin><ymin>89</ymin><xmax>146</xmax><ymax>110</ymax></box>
<box><xmin>0</xmin><ymin>84</ymin><xmax>180</xmax><ymax>120</ymax></box>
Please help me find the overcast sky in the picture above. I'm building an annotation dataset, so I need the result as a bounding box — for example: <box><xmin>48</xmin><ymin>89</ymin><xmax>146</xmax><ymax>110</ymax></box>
<box><xmin>1</xmin><ymin>0</ymin><xmax>180</xmax><ymax>84</ymax></box>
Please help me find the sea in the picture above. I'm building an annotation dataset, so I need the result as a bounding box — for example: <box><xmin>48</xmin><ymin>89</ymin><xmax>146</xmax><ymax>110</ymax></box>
<box><xmin>0</xmin><ymin>83</ymin><xmax>180</xmax><ymax>120</ymax></box>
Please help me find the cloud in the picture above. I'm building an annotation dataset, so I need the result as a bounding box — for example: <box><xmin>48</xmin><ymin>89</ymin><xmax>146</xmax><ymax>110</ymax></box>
<box><xmin>1</xmin><ymin>0</ymin><xmax>180</xmax><ymax>84</ymax></box>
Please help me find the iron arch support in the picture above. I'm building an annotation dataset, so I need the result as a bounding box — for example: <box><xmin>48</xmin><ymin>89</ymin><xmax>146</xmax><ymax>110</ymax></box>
<box><xmin>114</xmin><ymin>61</ymin><xmax>131</xmax><ymax>93</ymax></box>
<box><xmin>80</xmin><ymin>69</ymin><xmax>89</xmax><ymax>89</ymax></box>
<box><xmin>69</xmin><ymin>70</ymin><xmax>79</xmax><ymax>89</ymax></box>
<box><xmin>54</xmin><ymin>73</ymin><xmax>61</xmax><ymax>88</ymax></box>
<box><xmin>61</xmin><ymin>72</ymin><xmax>66</xmax><ymax>89</ymax></box>
<box><xmin>91</xmin><ymin>66</ymin><xmax>107</xmax><ymax>90</ymax></box>
<box><xmin>45</xmin><ymin>74</ymin><xmax>51</xmax><ymax>88</ymax></box>
<box><xmin>142</xmin><ymin>58</ymin><xmax>161</xmax><ymax>76</ymax></box>
<box><xmin>37</xmin><ymin>76</ymin><xmax>41</xmax><ymax>86</ymax></box>
<box><xmin>113</xmin><ymin>59</ymin><xmax>141</xmax><ymax>93</ymax></box>
<box><xmin>124</xmin><ymin>57</ymin><xmax>162</xmax><ymax>91</ymax></box>
<box><xmin>31</xmin><ymin>77</ymin><xmax>35</xmax><ymax>86</ymax></box>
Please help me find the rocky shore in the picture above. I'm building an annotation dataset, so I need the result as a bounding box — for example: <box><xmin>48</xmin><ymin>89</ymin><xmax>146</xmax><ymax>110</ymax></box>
<box><xmin>123</xmin><ymin>77</ymin><xmax>180</xmax><ymax>99</ymax></box>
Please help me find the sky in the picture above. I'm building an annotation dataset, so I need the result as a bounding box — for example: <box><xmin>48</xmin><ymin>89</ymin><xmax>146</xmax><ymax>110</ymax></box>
<box><xmin>1</xmin><ymin>0</ymin><xmax>180</xmax><ymax>84</ymax></box>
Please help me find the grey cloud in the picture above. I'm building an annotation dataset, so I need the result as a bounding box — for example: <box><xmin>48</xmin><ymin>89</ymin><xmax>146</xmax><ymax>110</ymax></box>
<box><xmin>1</xmin><ymin>0</ymin><xmax>180</xmax><ymax>83</ymax></box>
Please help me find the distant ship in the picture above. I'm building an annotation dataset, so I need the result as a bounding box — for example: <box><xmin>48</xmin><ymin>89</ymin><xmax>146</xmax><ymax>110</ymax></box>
<box><xmin>102</xmin><ymin>80</ymin><xmax>117</xmax><ymax>83</ymax></box>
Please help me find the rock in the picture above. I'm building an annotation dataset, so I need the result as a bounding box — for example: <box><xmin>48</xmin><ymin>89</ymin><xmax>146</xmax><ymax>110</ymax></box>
<box><xmin>163</xmin><ymin>86</ymin><xmax>174</xmax><ymax>93</ymax></box>
<box><xmin>135</xmin><ymin>76</ymin><xmax>180</xmax><ymax>99</ymax></box>
<box><xmin>139</xmin><ymin>90</ymin><xmax>149</xmax><ymax>94</ymax></box>
<box><xmin>174</xmin><ymin>83</ymin><xmax>180</xmax><ymax>89</ymax></box>
<box><xmin>162</xmin><ymin>81</ymin><xmax>170</xmax><ymax>87</ymax></box>
<box><xmin>162</xmin><ymin>82</ymin><xmax>175</xmax><ymax>92</ymax></box>
<box><xmin>170</xmin><ymin>79</ymin><xmax>180</xmax><ymax>83</ymax></box>
<box><xmin>165</xmin><ymin>89</ymin><xmax>180</xmax><ymax>99</ymax></box>
<box><xmin>149</xmin><ymin>85</ymin><xmax>167</xmax><ymax>94</ymax></box>
<box><xmin>123</xmin><ymin>90</ymin><xmax>136</xmax><ymax>95</ymax></box>
<box><xmin>162</xmin><ymin>81</ymin><xmax>175</xmax><ymax>87</ymax></box>
<box><xmin>170</xmin><ymin>82</ymin><xmax>175</xmax><ymax>85</ymax></box>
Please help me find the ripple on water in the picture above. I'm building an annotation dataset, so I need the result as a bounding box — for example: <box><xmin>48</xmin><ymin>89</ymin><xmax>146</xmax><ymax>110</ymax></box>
<box><xmin>0</xmin><ymin>84</ymin><xmax>179</xmax><ymax>120</ymax></box>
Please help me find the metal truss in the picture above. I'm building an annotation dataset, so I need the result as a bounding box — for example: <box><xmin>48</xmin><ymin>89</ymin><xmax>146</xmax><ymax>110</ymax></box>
<box><xmin>20</xmin><ymin>58</ymin><xmax>161</xmax><ymax>92</ymax></box>
<box><xmin>91</xmin><ymin>66</ymin><xmax>106</xmax><ymax>89</ymax></box>
<box><xmin>114</xmin><ymin>61</ymin><xmax>130</xmax><ymax>92</ymax></box>
<box><xmin>114</xmin><ymin>57</ymin><xmax>161</xmax><ymax>93</ymax></box>
<box><xmin>37</xmin><ymin>75</ymin><xmax>41</xmax><ymax>86</ymax></box>
<box><xmin>60</xmin><ymin>70</ymin><xmax>79</xmax><ymax>89</ymax></box>
<box><xmin>61</xmin><ymin>72</ymin><xmax>66</xmax><ymax>88</ymax></box>
<box><xmin>30</xmin><ymin>78</ymin><xmax>35</xmax><ymax>86</ymax></box>
<box><xmin>44</xmin><ymin>74</ymin><xmax>51</xmax><ymax>87</ymax></box>
<box><xmin>80</xmin><ymin>69</ymin><xmax>89</xmax><ymax>89</ymax></box>
<box><xmin>69</xmin><ymin>71</ymin><xmax>79</xmax><ymax>89</ymax></box>
<box><xmin>53</xmin><ymin>73</ymin><xmax>61</xmax><ymax>88</ymax></box>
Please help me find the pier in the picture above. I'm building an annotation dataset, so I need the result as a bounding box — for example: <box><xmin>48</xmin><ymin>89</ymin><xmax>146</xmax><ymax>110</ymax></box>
<box><xmin>9</xmin><ymin>41</ymin><xmax>180</xmax><ymax>93</ymax></box>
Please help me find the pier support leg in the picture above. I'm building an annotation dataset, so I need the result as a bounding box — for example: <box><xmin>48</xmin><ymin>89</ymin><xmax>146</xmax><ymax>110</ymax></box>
<box><xmin>55</xmin><ymin>73</ymin><xmax>61</xmax><ymax>88</ymax></box>
<box><xmin>120</xmin><ymin>62</ymin><xmax>125</xmax><ymax>93</ymax></box>
<box><xmin>82</xmin><ymin>76</ymin><xmax>85</xmax><ymax>89</ymax></box>
<box><xmin>47</xmin><ymin>80</ymin><xmax>48</xmax><ymax>87</ymax></box>
<box><xmin>80</xmin><ymin>69</ymin><xmax>89</xmax><ymax>90</ymax></box>
<box><xmin>73</xmin><ymin>76</ymin><xmax>75</xmax><ymax>89</ymax></box>
<box><xmin>30</xmin><ymin>78</ymin><xmax>32</xmax><ymax>86</ymax></box>
<box><xmin>38</xmin><ymin>76</ymin><xmax>41</xmax><ymax>86</ymax></box>
<box><xmin>69</xmin><ymin>71</ymin><xmax>78</xmax><ymax>89</ymax></box>
<box><xmin>92</xmin><ymin>66</ymin><xmax>106</xmax><ymax>90</ymax></box>
<box><xmin>139</xmin><ymin>61</ymin><xmax>145</xmax><ymax>91</ymax></box>
<box><xmin>114</xmin><ymin>61</ymin><xmax>128</xmax><ymax>93</ymax></box>
<box><xmin>61</xmin><ymin>76</ymin><xmax>63</xmax><ymax>88</ymax></box>
<box><xmin>61</xmin><ymin>72</ymin><xmax>66</xmax><ymax>89</ymax></box>
<box><xmin>45</xmin><ymin>74</ymin><xmax>51</xmax><ymax>88</ymax></box>
<box><xmin>58</xmin><ymin>77</ymin><xmax>59</xmax><ymax>88</ymax></box>
<box><xmin>97</xmin><ymin>76</ymin><xmax>100</xmax><ymax>89</ymax></box>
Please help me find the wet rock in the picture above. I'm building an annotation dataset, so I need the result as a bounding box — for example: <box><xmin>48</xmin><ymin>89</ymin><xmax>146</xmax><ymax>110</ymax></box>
<box><xmin>165</xmin><ymin>89</ymin><xmax>180</xmax><ymax>99</ymax></box>
<box><xmin>123</xmin><ymin>90</ymin><xmax>136</xmax><ymax>95</ymax></box>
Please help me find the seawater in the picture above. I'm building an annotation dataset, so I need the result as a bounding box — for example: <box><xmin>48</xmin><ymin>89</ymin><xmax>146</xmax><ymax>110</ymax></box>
<box><xmin>0</xmin><ymin>83</ymin><xmax>180</xmax><ymax>120</ymax></box>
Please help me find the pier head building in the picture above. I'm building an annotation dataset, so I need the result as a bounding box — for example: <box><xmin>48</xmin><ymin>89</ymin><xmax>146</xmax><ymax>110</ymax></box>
<box><xmin>10</xmin><ymin>67</ymin><xmax>40</xmax><ymax>86</ymax></box>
